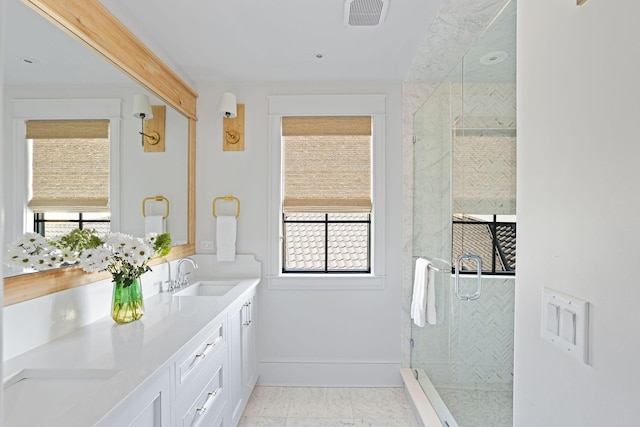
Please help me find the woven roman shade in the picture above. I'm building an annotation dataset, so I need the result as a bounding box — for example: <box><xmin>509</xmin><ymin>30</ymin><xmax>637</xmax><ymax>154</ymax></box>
<box><xmin>282</xmin><ymin>116</ymin><xmax>372</xmax><ymax>213</ymax></box>
<box><xmin>452</xmin><ymin>117</ymin><xmax>516</xmax><ymax>215</ymax></box>
<box><xmin>26</xmin><ymin>120</ymin><xmax>110</xmax><ymax>212</ymax></box>
<box><xmin>25</xmin><ymin>119</ymin><xmax>109</xmax><ymax>139</ymax></box>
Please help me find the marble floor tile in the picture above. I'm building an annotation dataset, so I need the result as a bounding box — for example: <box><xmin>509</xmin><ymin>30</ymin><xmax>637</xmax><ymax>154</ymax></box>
<box><xmin>353</xmin><ymin>419</ymin><xmax>419</xmax><ymax>427</ymax></box>
<box><xmin>242</xmin><ymin>387</ymin><xmax>419</xmax><ymax>426</ymax></box>
<box><xmin>350</xmin><ymin>388</ymin><xmax>414</xmax><ymax>420</ymax></box>
<box><xmin>285</xmin><ymin>418</ymin><xmax>357</xmax><ymax>427</ymax></box>
<box><xmin>238</xmin><ymin>416</ymin><xmax>287</xmax><ymax>427</ymax></box>
<box><xmin>287</xmin><ymin>387</ymin><xmax>353</xmax><ymax>418</ymax></box>
<box><xmin>244</xmin><ymin>387</ymin><xmax>293</xmax><ymax>418</ymax></box>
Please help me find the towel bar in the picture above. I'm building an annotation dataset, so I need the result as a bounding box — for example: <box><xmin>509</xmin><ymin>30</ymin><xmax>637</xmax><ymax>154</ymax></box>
<box><xmin>142</xmin><ymin>195</ymin><xmax>169</xmax><ymax>219</ymax></box>
<box><xmin>213</xmin><ymin>195</ymin><xmax>240</xmax><ymax>219</ymax></box>
<box><xmin>412</xmin><ymin>256</ymin><xmax>452</xmax><ymax>273</ymax></box>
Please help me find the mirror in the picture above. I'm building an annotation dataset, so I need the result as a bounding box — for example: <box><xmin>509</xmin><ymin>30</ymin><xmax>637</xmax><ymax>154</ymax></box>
<box><xmin>2</xmin><ymin>0</ymin><xmax>197</xmax><ymax>305</ymax></box>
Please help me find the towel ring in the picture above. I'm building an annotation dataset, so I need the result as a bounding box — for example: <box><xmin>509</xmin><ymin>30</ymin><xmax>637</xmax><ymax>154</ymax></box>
<box><xmin>213</xmin><ymin>195</ymin><xmax>240</xmax><ymax>219</ymax></box>
<box><xmin>142</xmin><ymin>196</ymin><xmax>169</xmax><ymax>219</ymax></box>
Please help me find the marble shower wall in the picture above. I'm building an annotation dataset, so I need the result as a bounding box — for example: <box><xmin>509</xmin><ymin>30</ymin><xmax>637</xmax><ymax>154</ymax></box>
<box><xmin>407</xmin><ymin>81</ymin><xmax>516</xmax><ymax>388</ymax></box>
<box><xmin>401</xmin><ymin>0</ymin><xmax>513</xmax><ymax>369</ymax></box>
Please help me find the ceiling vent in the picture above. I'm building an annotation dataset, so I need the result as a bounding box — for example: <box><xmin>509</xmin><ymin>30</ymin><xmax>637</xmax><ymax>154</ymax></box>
<box><xmin>344</xmin><ymin>0</ymin><xmax>389</xmax><ymax>27</ymax></box>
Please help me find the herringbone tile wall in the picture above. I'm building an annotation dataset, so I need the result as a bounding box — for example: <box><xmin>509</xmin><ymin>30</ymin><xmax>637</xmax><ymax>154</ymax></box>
<box><xmin>411</xmin><ymin>276</ymin><xmax>515</xmax><ymax>390</ymax></box>
<box><xmin>411</xmin><ymin>82</ymin><xmax>516</xmax><ymax>389</ymax></box>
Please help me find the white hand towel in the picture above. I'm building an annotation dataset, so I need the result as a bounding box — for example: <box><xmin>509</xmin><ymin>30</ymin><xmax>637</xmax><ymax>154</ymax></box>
<box><xmin>411</xmin><ymin>258</ymin><xmax>437</xmax><ymax>326</ymax></box>
<box><xmin>216</xmin><ymin>215</ymin><xmax>237</xmax><ymax>262</ymax></box>
<box><xmin>425</xmin><ymin>262</ymin><xmax>437</xmax><ymax>325</ymax></box>
<box><xmin>144</xmin><ymin>215</ymin><xmax>165</xmax><ymax>235</ymax></box>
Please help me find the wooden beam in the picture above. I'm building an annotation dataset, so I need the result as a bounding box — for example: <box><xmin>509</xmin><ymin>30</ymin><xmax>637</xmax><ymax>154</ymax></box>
<box><xmin>22</xmin><ymin>0</ymin><xmax>198</xmax><ymax>119</ymax></box>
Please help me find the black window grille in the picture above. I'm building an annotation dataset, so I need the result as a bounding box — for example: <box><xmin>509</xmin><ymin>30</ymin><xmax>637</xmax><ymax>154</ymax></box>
<box><xmin>282</xmin><ymin>213</ymin><xmax>371</xmax><ymax>273</ymax></box>
<box><xmin>34</xmin><ymin>212</ymin><xmax>111</xmax><ymax>239</ymax></box>
<box><xmin>452</xmin><ymin>215</ymin><xmax>516</xmax><ymax>275</ymax></box>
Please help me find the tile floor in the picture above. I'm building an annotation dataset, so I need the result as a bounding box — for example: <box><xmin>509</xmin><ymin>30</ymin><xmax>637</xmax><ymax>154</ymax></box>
<box><xmin>438</xmin><ymin>387</ymin><xmax>512</xmax><ymax>427</ymax></box>
<box><xmin>239</xmin><ymin>386</ymin><xmax>420</xmax><ymax>427</ymax></box>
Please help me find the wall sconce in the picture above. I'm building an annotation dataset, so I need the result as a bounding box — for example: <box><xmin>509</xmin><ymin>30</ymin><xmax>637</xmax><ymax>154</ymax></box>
<box><xmin>218</xmin><ymin>92</ymin><xmax>245</xmax><ymax>151</ymax></box>
<box><xmin>133</xmin><ymin>94</ymin><xmax>166</xmax><ymax>152</ymax></box>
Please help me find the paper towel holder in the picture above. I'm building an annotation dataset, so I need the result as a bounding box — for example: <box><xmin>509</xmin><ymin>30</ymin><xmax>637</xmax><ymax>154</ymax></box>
<box><xmin>142</xmin><ymin>195</ymin><xmax>170</xmax><ymax>219</ymax></box>
<box><xmin>213</xmin><ymin>195</ymin><xmax>240</xmax><ymax>219</ymax></box>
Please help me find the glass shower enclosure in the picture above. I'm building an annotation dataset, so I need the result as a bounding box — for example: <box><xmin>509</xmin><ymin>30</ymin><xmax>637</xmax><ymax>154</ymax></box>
<box><xmin>410</xmin><ymin>1</ymin><xmax>516</xmax><ymax>426</ymax></box>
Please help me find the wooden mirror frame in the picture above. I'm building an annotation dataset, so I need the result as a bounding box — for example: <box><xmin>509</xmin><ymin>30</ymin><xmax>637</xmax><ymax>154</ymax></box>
<box><xmin>4</xmin><ymin>0</ymin><xmax>198</xmax><ymax>306</ymax></box>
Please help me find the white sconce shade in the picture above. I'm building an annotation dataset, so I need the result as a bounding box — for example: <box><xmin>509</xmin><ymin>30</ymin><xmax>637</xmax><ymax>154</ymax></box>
<box><xmin>218</xmin><ymin>92</ymin><xmax>237</xmax><ymax>118</ymax></box>
<box><xmin>133</xmin><ymin>94</ymin><xmax>153</xmax><ymax>119</ymax></box>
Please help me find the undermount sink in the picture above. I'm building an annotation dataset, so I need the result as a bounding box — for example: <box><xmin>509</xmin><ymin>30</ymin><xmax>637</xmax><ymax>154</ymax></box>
<box><xmin>3</xmin><ymin>368</ymin><xmax>120</xmax><ymax>424</ymax></box>
<box><xmin>173</xmin><ymin>280</ymin><xmax>240</xmax><ymax>297</ymax></box>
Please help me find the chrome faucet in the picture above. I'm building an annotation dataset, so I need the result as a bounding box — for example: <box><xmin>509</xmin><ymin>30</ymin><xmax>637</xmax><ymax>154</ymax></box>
<box><xmin>175</xmin><ymin>257</ymin><xmax>198</xmax><ymax>289</ymax></box>
<box><xmin>165</xmin><ymin>261</ymin><xmax>176</xmax><ymax>291</ymax></box>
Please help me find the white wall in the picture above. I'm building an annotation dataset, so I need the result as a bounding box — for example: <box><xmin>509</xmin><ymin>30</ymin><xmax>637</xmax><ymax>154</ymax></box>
<box><xmin>195</xmin><ymin>82</ymin><xmax>405</xmax><ymax>386</ymax></box>
<box><xmin>515</xmin><ymin>0</ymin><xmax>640</xmax><ymax>425</ymax></box>
<box><xmin>1</xmin><ymin>0</ymin><xmax>5</xmax><ymax>416</ymax></box>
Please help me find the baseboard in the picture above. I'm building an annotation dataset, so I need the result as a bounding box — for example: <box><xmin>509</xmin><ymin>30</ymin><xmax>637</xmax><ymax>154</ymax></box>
<box><xmin>258</xmin><ymin>361</ymin><xmax>403</xmax><ymax>387</ymax></box>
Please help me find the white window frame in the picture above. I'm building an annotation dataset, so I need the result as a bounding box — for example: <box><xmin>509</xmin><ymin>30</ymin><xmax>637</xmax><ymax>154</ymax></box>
<box><xmin>266</xmin><ymin>95</ymin><xmax>387</xmax><ymax>289</ymax></box>
<box><xmin>8</xmin><ymin>98</ymin><xmax>122</xmax><ymax>245</ymax></box>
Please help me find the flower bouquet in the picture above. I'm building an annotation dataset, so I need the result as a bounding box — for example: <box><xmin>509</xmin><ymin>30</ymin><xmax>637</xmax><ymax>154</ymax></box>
<box><xmin>79</xmin><ymin>232</ymin><xmax>171</xmax><ymax>323</ymax></box>
<box><xmin>5</xmin><ymin>228</ymin><xmax>101</xmax><ymax>271</ymax></box>
<box><xmin>5</xmin><ymin>229</ymin><xmax>171</xmax><ymax>323</ymax></box>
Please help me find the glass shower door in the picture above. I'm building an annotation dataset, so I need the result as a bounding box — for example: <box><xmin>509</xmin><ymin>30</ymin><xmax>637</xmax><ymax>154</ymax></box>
<box><xmin>410</xmin><ymin>2</ymin><xmax>516</xmax><ymax>426</ymax></box>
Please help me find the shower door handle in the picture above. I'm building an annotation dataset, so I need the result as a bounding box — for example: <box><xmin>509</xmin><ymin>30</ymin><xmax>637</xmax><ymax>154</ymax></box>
<box><xmin>454</xmin><ymin>254</ymin><xmax>482</xmax><ymax>301</ymax></box>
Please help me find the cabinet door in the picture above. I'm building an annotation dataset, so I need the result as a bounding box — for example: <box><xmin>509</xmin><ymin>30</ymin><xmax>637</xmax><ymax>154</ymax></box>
<box><xmin>228</xmin><ymin>288</ymin><xmax>259</xmax><ymax>427</ymax></box>
<box><xmin>228</xmin><ymin>300</ymin><xmax>245</xmax><ymax>426</ymax></box>
<box><xmin>243</xmin><ymin>294</ymin><xmax>258</xmax><ymax>398</ymax></box>
<box><xmin>97</xmin><ymin>368</ymin><xmax>171</xmax><ymax>427</ymax></box>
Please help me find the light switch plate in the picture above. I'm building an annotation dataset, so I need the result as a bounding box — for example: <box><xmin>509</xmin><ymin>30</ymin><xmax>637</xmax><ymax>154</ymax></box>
<box><xmin>199</xmin><ymin>240</ymin><xmax>214</xmax><ymax>250</ymax></box>
<box><xmin>546</xmin><ymin>303</ymin><xmax>559</xmax><ymax>335</ymax></box>
<box><xmin>542</xmin><ymin>288</ymin><xmax>589</xmax><ymax>364</ymax></box>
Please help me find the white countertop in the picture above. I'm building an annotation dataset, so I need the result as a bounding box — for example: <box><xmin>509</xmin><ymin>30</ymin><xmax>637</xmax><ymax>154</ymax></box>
<box><xmin>3</xmin><ymin>276</ymin><xmax>260</xmax><ymax>427</ymax></box>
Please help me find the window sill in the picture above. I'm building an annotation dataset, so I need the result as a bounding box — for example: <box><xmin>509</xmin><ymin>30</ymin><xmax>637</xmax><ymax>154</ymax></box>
<box><xmin>266</xmin><ymin>274</ymin><xmax>385</xmax><ymax>290</ymax></box>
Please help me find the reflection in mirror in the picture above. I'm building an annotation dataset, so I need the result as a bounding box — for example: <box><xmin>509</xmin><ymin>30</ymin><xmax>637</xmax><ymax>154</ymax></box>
<box><xmin>2</xmin><ymin>0</ymin><xmax>189</xmax><ymax>278</ymax></box>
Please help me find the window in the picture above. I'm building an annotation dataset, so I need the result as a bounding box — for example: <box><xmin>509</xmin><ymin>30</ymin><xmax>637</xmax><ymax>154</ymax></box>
<box><xmin>26</xmin><ymin>119</ymin><xmax>111</xmax><ymax>238</ymax></box>
<box><xmin>34</xmin><ymin>212</ymin><xmax>111</xmax><ymax>238</ymax></box>
<box><xmin>453</xmin><ymin>214</ymin><xmax>516</xmax><ymax>274</ymax></box>
<box><xmin>452</xmin><ymin>116</ymin><xmax>516</xmax><ymax>274</ymax></box>
<box><xmin>281</xmin><ymin>116</ymin><xmax>372</xmax><ymax>273</ymax></box>
<box><xmin>267</xmin><ymin>94</ymin><xmax>386</xmax><ymax>285</ymax></box>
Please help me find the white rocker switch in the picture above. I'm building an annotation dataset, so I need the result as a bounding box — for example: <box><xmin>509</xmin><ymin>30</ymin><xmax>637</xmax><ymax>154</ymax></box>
<box><xmin>560</xmin><ymin>309</ymin><xmax>576</xmax><ymax>344</ymax></box>
<box><xmin>546</xmin><ymin>303</ymin><xmax>559</xmax><ymax>335</ymax></box>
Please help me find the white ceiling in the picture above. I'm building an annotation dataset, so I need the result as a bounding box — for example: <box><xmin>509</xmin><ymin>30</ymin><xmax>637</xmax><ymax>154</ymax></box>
<box><xmin>99</xmin><ymin>0</ymin><xmax>445</xmax><ymax>84</ymax></box>
<box><xmin>3</xmin><ymin>0</ymin><xmax>515</xmax><ymax>88</ymax></box>
<box><xmin>2</xmin><ymin>0</ymin><xmax>134</xmax><ymax>87</ymax></box>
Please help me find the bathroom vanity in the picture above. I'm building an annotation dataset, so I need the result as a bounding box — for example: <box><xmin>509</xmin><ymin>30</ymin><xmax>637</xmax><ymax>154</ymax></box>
<box><xmin>3</xmin><ymin>275</ymin><xmax>259</xmax><ymax>426</ymax></box>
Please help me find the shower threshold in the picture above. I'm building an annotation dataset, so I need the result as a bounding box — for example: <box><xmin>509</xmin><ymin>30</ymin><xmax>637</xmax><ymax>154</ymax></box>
<box><xmin>402</xmin><ymin>368</ymin><xmax>513</xmax><ymax>427</ymax></box>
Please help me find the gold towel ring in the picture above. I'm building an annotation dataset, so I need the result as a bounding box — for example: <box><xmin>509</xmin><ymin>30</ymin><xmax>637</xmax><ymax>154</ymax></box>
<box><xmin>142</xmin><ymin>196</ymin><xmax>169</xmax><ymax>219</ymax></box>
<box><xmin>213</xmin><ymin>195</ymin><xmax>240</xmax><ymax>219</ymax></box>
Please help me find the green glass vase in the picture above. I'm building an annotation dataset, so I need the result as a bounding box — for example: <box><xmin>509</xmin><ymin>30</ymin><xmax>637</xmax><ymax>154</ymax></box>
<box><xmin>111</xmin><ymin>277</ymin><xmax>145</xmax><ymax>323</ymax></box>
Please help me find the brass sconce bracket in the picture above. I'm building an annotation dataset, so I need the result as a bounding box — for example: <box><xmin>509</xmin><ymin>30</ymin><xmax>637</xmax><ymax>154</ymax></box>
<box><xmin>144</xmin><ymin>105</ymin><xmax>166</xmax><ymax>152</ymax></box>
<box><xmin>223</xmin><ymin>104</ymin><xmax>245</xmax><ymax>151</ymax></box>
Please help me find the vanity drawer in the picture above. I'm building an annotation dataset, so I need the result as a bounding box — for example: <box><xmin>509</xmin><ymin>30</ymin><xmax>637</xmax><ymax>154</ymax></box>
<box><xmin>175</xmin><ymin>320</ymin><xmax>225</xmax><ymax>396</ymax></box>
<box><xmin>176</xmin><ymin>353</ymin><xmax>226</xmax><ymax>427</ymax></box>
